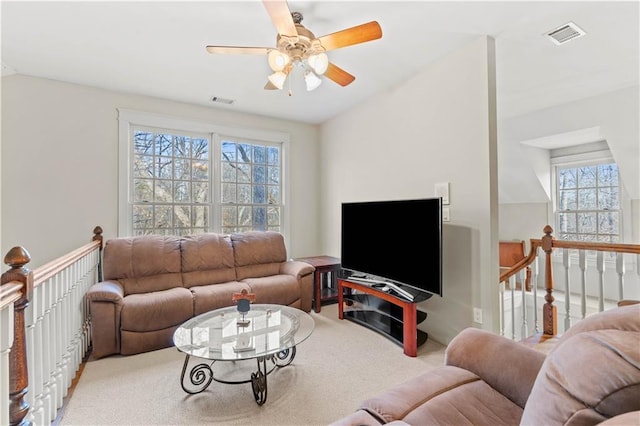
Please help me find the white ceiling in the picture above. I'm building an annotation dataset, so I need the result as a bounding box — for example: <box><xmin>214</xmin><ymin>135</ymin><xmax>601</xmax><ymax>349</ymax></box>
<box><xmin>1</xmin><ymin>1</ymin><xmax>638</xmax><ymax>125</ymax></box>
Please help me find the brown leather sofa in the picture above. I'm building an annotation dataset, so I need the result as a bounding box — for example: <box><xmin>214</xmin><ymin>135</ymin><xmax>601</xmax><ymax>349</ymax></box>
<box><xmin>86</xmin><ymin>231</ymin><xmax>314</xmax><ymax>358</ymax></box>
<box><xmin>331</xmin><ymin>304</ymin><xmax>640</xmax><ymax>425</ymax></box>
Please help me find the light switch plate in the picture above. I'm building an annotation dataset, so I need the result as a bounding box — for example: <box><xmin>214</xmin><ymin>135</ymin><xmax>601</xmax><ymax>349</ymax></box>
<box><xmin>434</xmin><ymin>182</ymin><xmax>450</xmax><ymax>205</ymax></box>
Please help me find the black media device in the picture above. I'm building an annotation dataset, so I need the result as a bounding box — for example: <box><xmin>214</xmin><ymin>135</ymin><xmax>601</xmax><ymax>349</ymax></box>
<box><xmin>341</xmin><ymin>197</ymin><xmax>443</xmax><ymax>299</ymax></box>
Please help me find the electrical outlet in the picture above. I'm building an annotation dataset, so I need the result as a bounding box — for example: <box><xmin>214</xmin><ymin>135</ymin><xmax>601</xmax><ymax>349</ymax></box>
<box><xmin>473</xmin><ymin>308</ymin><xmax>483</xmax><ymax>324</ymax></box>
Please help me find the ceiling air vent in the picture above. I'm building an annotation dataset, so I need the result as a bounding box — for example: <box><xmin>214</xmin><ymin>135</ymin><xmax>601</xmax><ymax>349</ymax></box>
<box><xmin>211</xmin><ymin>96</ymin><xmax>235</xmax><ymax>105</ymax></box>
<box><xmin>546</xmin><ymin>22</ymin><xmax>586</xmax><ymax>45</ymax></box>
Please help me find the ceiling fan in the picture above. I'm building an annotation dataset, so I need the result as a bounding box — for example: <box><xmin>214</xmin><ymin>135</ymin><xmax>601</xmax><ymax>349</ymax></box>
<box><xmin>205</xmin><ymin>0</ymin><xmax>382</xmax><ymax>93</ymax></box>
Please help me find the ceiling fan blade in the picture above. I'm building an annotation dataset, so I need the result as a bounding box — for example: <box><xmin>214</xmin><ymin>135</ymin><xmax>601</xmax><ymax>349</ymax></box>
<box><xmin>317</xmin><ymin>21</ymin><xmax>382</xmax><ymax>52</ymax></box>
<box><xmin>206</xmin><ymin>46</ymin><xmax>270</xmax><ymax>55</ymax></box>
<box><xmin>262</xmin><ymin>0</ymin><xmax>297</xmax><ymax>37</ymax></box>
<box><xmin>324</xmin><ymin>63</ymin><xmax>356</xmax><ymax>87</ymax></box>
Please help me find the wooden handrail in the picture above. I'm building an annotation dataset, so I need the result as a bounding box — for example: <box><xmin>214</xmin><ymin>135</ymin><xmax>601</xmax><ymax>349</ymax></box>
<box><xmin>500</xmin><ymin>227</ymin><xmax>640</xmax><ymax>285</ymax></box>
<box><xmin>0</xmin><ymin>282</ymin><xmax>23</xmax><ymax>311</ymax></box>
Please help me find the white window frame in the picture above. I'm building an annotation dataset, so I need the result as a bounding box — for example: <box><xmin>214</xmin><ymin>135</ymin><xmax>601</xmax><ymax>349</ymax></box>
<box><xmin>550</xmin><ymin>148</ymin><xmax>631</xmax><ymax>265</ymax></box>
<box><xmin>117</xmin><ymin>109</ymin><xmax>291</xmax><ymax>241</ymax></box>
<box><xmin>214</xmin><ymin>133</ymin><xmax>285</xmax><ymax>233</ymax></box>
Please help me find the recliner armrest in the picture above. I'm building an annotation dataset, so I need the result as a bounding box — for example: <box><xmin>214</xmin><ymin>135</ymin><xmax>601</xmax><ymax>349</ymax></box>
<box><xmin>86</xmin><ymin>280</ymin><xmax>124</xmax><ymax>303</ymax></box>
<box><xmin>279</xmin><ymin>260</ymin><xmax>315</xmax><ymax>279</ymax></box>
<box><xmin>445</xmin><ymin>327</ymin><xmax>546</xmax><ymax>408</ymax></box>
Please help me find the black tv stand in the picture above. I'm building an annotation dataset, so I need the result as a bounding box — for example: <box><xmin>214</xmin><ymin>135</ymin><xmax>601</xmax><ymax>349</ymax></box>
<box><xmin>338</xmin><ymin>279</ymin><xmax>429</xmax><ymax>357</ymax></box>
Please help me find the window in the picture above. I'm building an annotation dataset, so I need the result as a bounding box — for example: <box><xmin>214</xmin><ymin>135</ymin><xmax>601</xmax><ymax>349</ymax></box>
<box><xmin>131</xmin><ymin>128</ymin><xmax>210</xmax><ymax>235</ymax></box>
<box><xmin>554</xmin><ymin>160</ymin><xmax>621</xmax><ymax>243</ymax></box>
<box><xmin>220</xmin><ymin>137</ymin><xmax>282</xmax><ymax>234</ymax></box>
<box><xmin>118</xmin><ymin>109</ymin><xmax>289</xmax><ymax>237</ymax></box>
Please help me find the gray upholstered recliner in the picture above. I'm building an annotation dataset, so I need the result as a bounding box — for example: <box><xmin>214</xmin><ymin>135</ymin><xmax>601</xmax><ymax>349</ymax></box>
<box><xmin>331</xmin><ymin>304</ymin><xmax>640</xmax><ymax>425</ymax></box>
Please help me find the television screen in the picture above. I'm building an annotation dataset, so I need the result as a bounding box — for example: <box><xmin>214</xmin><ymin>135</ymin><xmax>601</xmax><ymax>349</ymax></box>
<box><xmin>341</xmin><ymin>198</ymin><xmax>443</xmax><ymax>297</ymax></box>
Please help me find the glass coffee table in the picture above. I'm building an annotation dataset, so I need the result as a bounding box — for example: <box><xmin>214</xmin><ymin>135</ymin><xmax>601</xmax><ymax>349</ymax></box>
<box><xmin>173</xmin><ymin>304</ymin><xmax>314</xmax><ymax>405</ymax></box>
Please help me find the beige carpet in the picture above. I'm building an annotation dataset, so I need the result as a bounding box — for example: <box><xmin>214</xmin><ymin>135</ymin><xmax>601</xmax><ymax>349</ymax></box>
<box><xmin>60</xmin><ymin>304</ymin><xmax>446</xmax><ymax>426</ymax></box>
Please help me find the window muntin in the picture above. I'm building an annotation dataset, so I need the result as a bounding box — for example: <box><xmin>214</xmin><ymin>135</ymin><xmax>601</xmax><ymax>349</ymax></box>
<box><xmin>556</xmin><ymin>162</ymin><xmax>620</xmax><ymax>242</ymax></box>
<box><xmin>220</xmin><ymin>138</ymin><xmax>282</xmax><ymax>234</ymax></box>
<box><xmin>131</xmin><ymin>127</ymin><xmax>211</xmax><ymax>236</ymax></box>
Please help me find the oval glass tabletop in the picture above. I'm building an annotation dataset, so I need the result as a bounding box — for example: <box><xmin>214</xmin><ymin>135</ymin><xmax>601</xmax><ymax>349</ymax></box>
<box><xmin>173</xmin><ymin>304</ymin><xmax>315</xmax><ymax>361</ymax></box>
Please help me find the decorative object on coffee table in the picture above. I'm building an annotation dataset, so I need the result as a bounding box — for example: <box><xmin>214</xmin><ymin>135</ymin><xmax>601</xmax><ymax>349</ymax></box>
<box><xmin>233</xmin><ymin>289</ymin><xmax>256</xmax><ymax>327</ymax></box>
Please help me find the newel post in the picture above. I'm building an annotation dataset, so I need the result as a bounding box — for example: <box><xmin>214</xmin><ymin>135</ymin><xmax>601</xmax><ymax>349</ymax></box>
<box><xmin>541</xmin><ymin>226</ymin><xmax>557</xmax><ymax>336</ymax></box>
<box><xmin>1</xmin><ymin>247</ymin><xmax>33</xmax><ymax>426</ymax></box>
<box><xmin>93</xmin><ymin>226</ymin><xmax>104</xmax><ymax>282</ymax></box>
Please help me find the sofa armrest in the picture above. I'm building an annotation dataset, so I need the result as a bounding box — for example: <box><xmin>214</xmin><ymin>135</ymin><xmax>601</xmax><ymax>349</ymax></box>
<box><xmin>86</xmin><ymin>280</ymin><xmax>124</xmax><ymax>303</ymax></box>
<box><xmin>279</xmin><ymin>260</ymin><xmax>315</xmax><ymax>279</ymax></box>
<box><xmin>86</xmin><ymin>281</ymin><xmax>125</xmax><ymax>358</ymax></box>
<box><xmin>329</xmin><ymin>409</ymin><xmax>389</xmax><ymax>426</ymax></box>
<box><xmin>598</xmin><ymin>411</ymin><xmax>640</xmax><ymax>425</ymax></box>
<box><xmin>445</xmin><ymin>327</ymin><xmax>546</xmax><ymax>408</ymax></box>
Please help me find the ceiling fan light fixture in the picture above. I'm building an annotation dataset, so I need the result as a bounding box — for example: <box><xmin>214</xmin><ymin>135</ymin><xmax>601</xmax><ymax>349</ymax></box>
<box><xmin>307</xmin><ymin>52</ymin><xmax>328</xmax><ymax>75</ymax></box>
<box><xmin>304</xmin><ymin>70</ymin><xmax>322</xmax><ymax>91</ymax></box>
<box><xmin>268</xmin><ymin>71</ymin><xmax>288</xmax><ymax>90</ymax></box>
<box><xmin>268</xmin><ymin>49</ymin><xmax>290</xmax><ymax>71</ymax></box>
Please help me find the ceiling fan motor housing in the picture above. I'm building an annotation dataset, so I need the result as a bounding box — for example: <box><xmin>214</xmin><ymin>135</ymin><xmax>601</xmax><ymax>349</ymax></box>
<box><xmin>276</xmin><ymin>19</ymin><xmax>325</xmax><ymax>63</ymax></box>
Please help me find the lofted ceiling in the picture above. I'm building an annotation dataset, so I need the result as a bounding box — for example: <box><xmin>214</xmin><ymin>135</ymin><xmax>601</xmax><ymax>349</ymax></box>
<box><xmin>1</xmin><ymin>1</ymin><xmax>638</xmax><ymax>125</ymax></box>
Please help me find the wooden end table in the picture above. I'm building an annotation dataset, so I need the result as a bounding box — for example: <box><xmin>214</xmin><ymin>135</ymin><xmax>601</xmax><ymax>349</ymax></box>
<box><xmin>295</xmin><ymin>256</ymin><xmax>341</xmax><ymax>313</ymax></box>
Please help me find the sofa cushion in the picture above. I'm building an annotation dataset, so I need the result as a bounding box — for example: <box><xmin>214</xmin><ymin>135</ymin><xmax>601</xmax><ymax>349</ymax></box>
<box><xmin>103</xmin><ymin>235</ymin><xmax>183</xmax><ymax>296</ymax></box>
<box><xmin>241</xmin><ymin>275</ymin><xmax>301</xmax><ymax>306</ymax></box>
<box><xmin>521</xmin><ymin>329</ymin><xmax>640</xmax><ymax>425</ymax></box>
<box><xmin>120</xmin><ymin>287</ymin><xmax>194</xmax><ymax>332</ymax></box>
<box><xmin>231</xmin><ymin>231</ymin><xmax>286</xmax><ymax>279</ymax></box>
<box><xmin>191</xmin><ymin>281</ymin><xmax>251</xmax><ymax>316</ymax></box>
<box><xmin>403</xmin><ymin>379</ymin><xmax>523</xmax><ymax>426</ymax></box>
<box><xmin>359</xmin><ymin>366</ymin><xmax>522</xmax><ymax>425</ymax></box>
<box><xmin>181</xmin><ymin>233</ymin><xmax>237</xmax><ymax>287</ymax></box>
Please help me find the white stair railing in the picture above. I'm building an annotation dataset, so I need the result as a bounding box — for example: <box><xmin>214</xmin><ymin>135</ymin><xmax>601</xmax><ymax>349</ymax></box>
<box><xmin>1</xmin><ymin>227</ymin><xmax>103</xmax><ymax>425</ymax></box>
<box><xmin>499</xmin><ymin>226</ymin><xmax>640</xmax><ymax>341</ymax></box>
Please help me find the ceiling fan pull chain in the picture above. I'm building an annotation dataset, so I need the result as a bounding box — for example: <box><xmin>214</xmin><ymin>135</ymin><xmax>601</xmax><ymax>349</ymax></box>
<box><xmin>288</xmin><ymin>71</ymin><xmax>293</xmax><ymax>96</ymax></box>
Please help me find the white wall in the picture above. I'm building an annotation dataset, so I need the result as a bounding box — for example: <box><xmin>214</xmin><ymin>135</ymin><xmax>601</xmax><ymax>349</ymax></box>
<box><xmin>319</xmin><ymin>36</ymin><xmax>499</xmax><ymax>345</ymax></box>
<box><xmin>498</xmin><ymin>87</ymin><xmax>640</xmax><ymax>245</ymax></box>
<box><xmin>499</xmin><ymin>203</ymin><xmax>549</xmax><ymax>251</ymax></box>
<box><xmin>499</xmin><ymin>86</ymin><xmax>640</xmax><ymax>204</ymax></box>
<box><xmin>1</xmin><ymin>75</ymin><xmax>322</xmax><ymax>268</ymax></box>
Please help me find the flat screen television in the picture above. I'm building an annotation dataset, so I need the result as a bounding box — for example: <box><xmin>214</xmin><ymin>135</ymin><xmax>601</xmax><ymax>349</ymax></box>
<box><xmin>341</xmin><ymin>198</ymin><xmax>443</xmax><ymax>299</ymax></box>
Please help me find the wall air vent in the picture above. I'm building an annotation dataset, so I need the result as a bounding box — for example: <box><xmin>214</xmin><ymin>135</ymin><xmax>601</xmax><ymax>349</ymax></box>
<box><xmin>211</xmin><ymin>96</ymin><xmax>235</xmax><ymax>105</ymax></box>
<box><xmin>546</xmin><ymin>22</ymin><xmax>586</xmax><ymax>45</ymax></box>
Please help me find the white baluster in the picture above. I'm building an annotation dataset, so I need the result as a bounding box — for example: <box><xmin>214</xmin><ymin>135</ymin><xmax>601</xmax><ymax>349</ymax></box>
<box><xmin>0</xmin><ymin>303</ymin><xmax>13</xmax><ymax>426</ymax></box>
<box><xmin>41</xmin><ymin>282</ymin><xmax>53</xmax><ymax>424</ymax></box>
<box><xmin>31</xmin><ymin>285</ymin><xmax>46</xmax><ymax>425</ymax></box>
<box><xmin>499</xmin><ymin>281</ymin><xmax>505</xmax><ymax>337</ymax></box>
<box><xmin>510</xmin><ymin>275</ymin><xmax>516</xmax><ymax>340</ymax></box>
<box><xmin>54</xmin><ymin>273</ymin><xmax>63</xmax><ymax>407</ymax></box>
<box><xmin>520</xmin><ymin>268</ymin><xmax>528</xmax><ymax>339</ymax></box>
<box><xmin>616</xmin><ymin>253</ymin><xmax>625</xmax><ymax>300</ymax></box>
<box><xmin>579</xmin><ymin>250</ymin><xmax>587</xmax><ymax>319</ymax></box>
<box><xmin>597</xmin><ymin>251</ymin><xmax>605</xmax><ymax>312</ymax></box>
<box><xmin>563</xmin><ymin>249</ymin><xmax>571</xmax><ymax>331</ymax></box>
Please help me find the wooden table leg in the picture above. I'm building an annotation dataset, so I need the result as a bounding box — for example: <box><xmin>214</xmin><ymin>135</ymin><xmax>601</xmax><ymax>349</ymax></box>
<box><xmin>403</xmin><ymin>303</ymin><xmax>418</xmax><ymax>357</ymax></box>
<box><xmin>338</xmin><ymin>280</ymin><xmax>344</xmax><ymax>320</ymax></box>
<box><xmin>314</xmin><ymin>270</ymin><xmax>322</xmax><ymax>313</ymax></box>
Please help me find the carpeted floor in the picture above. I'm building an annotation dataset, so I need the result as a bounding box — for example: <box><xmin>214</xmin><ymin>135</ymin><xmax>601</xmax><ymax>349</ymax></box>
<box><xmin>60</xmin><ymin>304</ymin><xmax>446</xmax><ymax>426</ymax></box>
